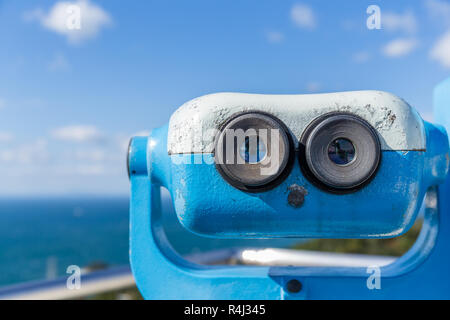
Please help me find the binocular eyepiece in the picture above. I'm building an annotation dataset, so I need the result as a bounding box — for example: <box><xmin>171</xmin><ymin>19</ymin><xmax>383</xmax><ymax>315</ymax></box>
<box><xmin>300</xmin><ymin>112</ymin><xmax>381</xmax><ymax>193</ymax></box>
<box><xmin>214</xmin><ymin>111</ymin><xmax>381</xmax><ymax>194</ymax></box>
<box><xmin>132</xmin><ymin>90</ymin><xmax>449</xmax><ymax>239</ymax></box>
<box><xmin>128</xmin><ymin>86</ymin><xmax>450</xmax><ymax>300</ymax></box>
<box><xmin>214</xmin><ymin>112</ymin><xmax>294</xmax><ymax>192</ymax></box>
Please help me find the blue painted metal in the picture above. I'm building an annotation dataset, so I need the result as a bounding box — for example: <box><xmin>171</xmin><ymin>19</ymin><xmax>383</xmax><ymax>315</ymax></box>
<box><xmin>129</xmin><ymin>84</ymin><xmax>450</xmax><ymax>299</ymax></box>
<box><xmin>171</xmin><ymin>151</ymin><xmax>435</xmax><ymax>238</ymax></box>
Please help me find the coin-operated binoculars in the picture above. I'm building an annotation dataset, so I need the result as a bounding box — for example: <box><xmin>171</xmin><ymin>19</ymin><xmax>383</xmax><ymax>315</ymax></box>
<box><xmin>128</xmin><ymin>83</ymin><xmax>450</xmax><ymax>299</ymax></box>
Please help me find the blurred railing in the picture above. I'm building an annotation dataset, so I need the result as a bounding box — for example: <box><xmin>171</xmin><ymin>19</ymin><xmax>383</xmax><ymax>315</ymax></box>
<box><xmin>0</xmin><ymin>248</ymin><xmax>395</xmax><ymax>300</ymax></box>
<box><xmin>0</xmin><ymin>266</ymin><xmax>134</xmax><ymax>300</ymax></box>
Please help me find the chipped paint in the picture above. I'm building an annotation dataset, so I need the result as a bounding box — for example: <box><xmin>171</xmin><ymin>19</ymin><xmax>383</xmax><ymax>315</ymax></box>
<box><xmin>174</xmin><ymin>189</ymin><xmax>186</xmax><ymax>215</ymax></box>
<box><xmin>168</xmin><ymin>91</ymin><xmax>426</xmax><ymax>154</ymax></box>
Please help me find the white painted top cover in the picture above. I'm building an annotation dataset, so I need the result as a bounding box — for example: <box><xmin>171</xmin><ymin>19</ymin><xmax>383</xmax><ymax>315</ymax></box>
<box><xmin>168</xmin><ymin>91</ymin><xmax>426</xmax><ymax>154</ymax></box>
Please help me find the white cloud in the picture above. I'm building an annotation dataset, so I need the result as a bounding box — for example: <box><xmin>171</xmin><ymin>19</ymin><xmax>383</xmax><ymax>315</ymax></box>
<box><xmin>48</xmin><ymin>53</ymin><xmax>70</xmax><ymax>71</ymax></box>
<box><xmin>424</xmin><ymin>0</ymin><xmax>450</xmax><ymax>69</ymax></box>
<box><xmin>0</xmin><ymin>133</ymin><xmax>129</xmax><ymax>195</ymax></box>
<box><xmin>430</xmin><ymin>30</ymin><xmax>450</xmax><ymax>68</ymax></box>
<box><xmin>382</xmin><ymin>10</ymin><xmax>418</xmax><ymax>33</ymax></box>
<box><xmin>133</xmin><ymin>130</ymin><xmax>151</xmax><ymax>137</ymax></box>
<box><xmin>0</xmin><ymin>139</ymin><xmax>48</xmax><ymax>165</ymax></box>
<box><xmin>425</xmin><ymin>0</ymin><xmax>450</xmax><ymax>26</ymax></box>
<box><xmin>353</xmin><ymin>51</ymin><xmax>371</xmax><ymax>63</ymax></box>
<box><xmin>74</xmin><ymin>164</ymin><xmax>106</xmax><ymax>175</ymax></box>
<box><xmin>0</xmin><ymin>132</ymin><xmax>13</xmax><ymax>143</ymax></box>
<box><xmin>382</xmin><ymin>38</ymin><xmax>418</xmax><ymax>57</ymax></box>
<box><xmin>266</xmin><ymin>31</ymin><xmax>284</xmax><ymax>44</ymax></box>
<box><xmin>52</xmin><ymin>125</ymin><xmax>103</xmax><ymax>143</ymax></box>
<box><xmin>306</xmin><ymin>82</ymin><xmax>321</xmax><ymax>92</ymax></box>
<box><xmin>74</xmin><ymin>149</ymin><xmax>105</xmax><ymax>162</ymax></box>
<box><xmin>291</xmin><ymin>4</ymin><xmax>316</xmax><ymax>29</ymax></box>
<box><xmin>24</xmin><ymin>0</ymin><xmax>112</xmax><ymax>45</ymax></box>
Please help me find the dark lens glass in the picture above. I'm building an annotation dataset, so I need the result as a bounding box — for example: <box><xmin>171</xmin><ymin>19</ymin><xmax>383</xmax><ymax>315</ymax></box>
<box><xmin>239</xmin><ymin>136</ymin><xmax>267</xmax><ymax>164</ymax></box>
<box><xmin>328</xmin><ymin>138</ymin><xmax>355</xmax><ymax>165</ymax></box>
<box><xmin>215</xmin><ymin>112</ymin><xmax>292</xmax><ymax>191</ymax></box>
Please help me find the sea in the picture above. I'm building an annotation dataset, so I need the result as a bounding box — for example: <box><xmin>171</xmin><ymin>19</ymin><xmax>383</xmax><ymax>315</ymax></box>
<box><xmin>0</xmin><ymin>196</ymin><xmax>298</xmax><ymax>286</ymax></box>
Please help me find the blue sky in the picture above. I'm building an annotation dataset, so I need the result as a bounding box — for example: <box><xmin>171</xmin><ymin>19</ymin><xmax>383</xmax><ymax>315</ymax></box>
<box><xmin>0</xmin><ymin>0</ymin><xmax>449</xmax><ymax>196</ymax></box>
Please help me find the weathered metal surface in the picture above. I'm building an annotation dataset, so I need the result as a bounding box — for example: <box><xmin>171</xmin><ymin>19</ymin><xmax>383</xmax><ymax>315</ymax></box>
<box><xmin>168</xmin><ymin>91</ymin><xmax>426</xmax><ymax>154</ymax></box>
<box><xmin>129</xmin><ymin>82</ymin><xmax>450</xmax><ymax>299</ymax></box>
<box><xmin>163</xmin><ymin>91</ymin><xmax>448</xmax><ymax>238</ymax></box>
<box><xmin>169</xmin><ymin>146</ymin><xmax>431</xmax><ymax>238</ymax></box>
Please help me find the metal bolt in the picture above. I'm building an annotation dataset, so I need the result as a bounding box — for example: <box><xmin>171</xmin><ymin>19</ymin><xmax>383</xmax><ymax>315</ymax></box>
<box><xmin>286</xmin><ymin>279</ymin><xmax>302</xmax><ymax>293</ymax></box>
<box><xmin>288</xmin><ymin>185</ymin><xmax>308</xmax><ymax>208</ymax></box>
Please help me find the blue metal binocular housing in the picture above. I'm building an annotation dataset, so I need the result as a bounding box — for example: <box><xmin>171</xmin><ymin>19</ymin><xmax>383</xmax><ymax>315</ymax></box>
<box><xmin>136</xmin><ymin>91</ymin><xmax>448</xmax><ymax>239</ymax></box>
<box><xmin>128</xmin><ymin>85</ymin><xmax>450</xmax><ymax>299</ymax></box>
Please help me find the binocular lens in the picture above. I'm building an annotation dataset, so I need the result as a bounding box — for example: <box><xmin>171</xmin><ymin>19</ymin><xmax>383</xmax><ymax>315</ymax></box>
<box><xmin>328</xmin><ymin>138</ymin><xmax>356</xmax><ymax>166</ymax></box>
<box><xmin>239</xmin><ymin>136</ymin><xmax>267</xmax><ymax>164</ymax></box>
<box><xmin>215</xmin><ymin>112</ymin><xmax>294</xmax><ymax>192</ymax></box>
<box><xmin>300</xmin><ymin>113</ymin><xmax>381</xmax><ymax>193</ymax></box>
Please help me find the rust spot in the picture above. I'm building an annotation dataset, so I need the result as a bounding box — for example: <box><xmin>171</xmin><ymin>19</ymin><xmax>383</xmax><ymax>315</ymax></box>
<box><xmin>408</xmin><ymin>148</ymin><xmax>426</xmax><ymax>152</ymax></box>
<box><xmin>287</xmin><ymin>185</ymin><xmax>308</xmax><ymax>208</ymax></box>
<box><xmin>389</xmin><ymin>113</ymin><xmax>396</xmax><ymax>123</ymax></box>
